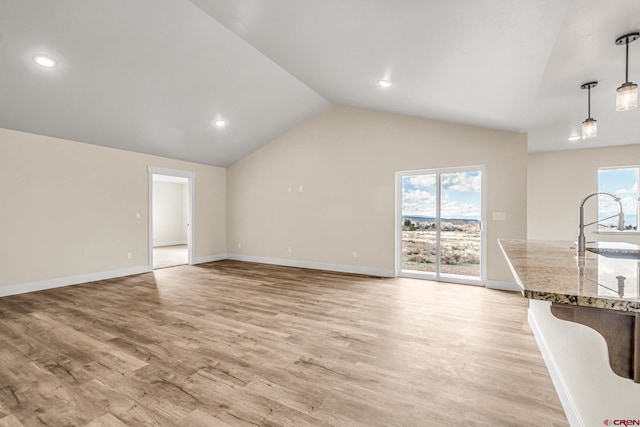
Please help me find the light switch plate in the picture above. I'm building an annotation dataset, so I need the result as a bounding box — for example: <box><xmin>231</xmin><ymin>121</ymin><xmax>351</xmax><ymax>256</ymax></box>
<box><xmin>492</xmin><ymin>212</ymin><xmax>506</xmax><ymax>221</ymax></box>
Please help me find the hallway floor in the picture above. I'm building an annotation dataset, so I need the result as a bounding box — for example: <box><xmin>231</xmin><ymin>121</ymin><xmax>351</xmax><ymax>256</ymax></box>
<box><xmin>153</xmin><ymin>244</ymin><xmax>187</xmax><ymax>269</ymax></box>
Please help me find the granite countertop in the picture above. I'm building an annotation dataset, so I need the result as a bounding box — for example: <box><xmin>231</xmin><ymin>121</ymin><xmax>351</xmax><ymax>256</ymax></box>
<box><xmin>498</xmin><ymin>239</ymin><xmax>640</xmax><ymax>312</ymax></box>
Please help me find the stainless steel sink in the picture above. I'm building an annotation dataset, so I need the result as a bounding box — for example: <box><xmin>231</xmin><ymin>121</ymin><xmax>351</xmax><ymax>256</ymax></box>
<box><xmin>586</xmin><ymin>247</ymin><xmax>640</xmax><ymax>259</ymax></box>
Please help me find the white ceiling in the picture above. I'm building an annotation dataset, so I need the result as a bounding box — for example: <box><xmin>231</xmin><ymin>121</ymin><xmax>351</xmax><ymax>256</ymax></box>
<box><xmin>0</xmin><ymin>0</ymin><xmax>329</xmax><ymax>167</ymax></box>
<box><xmin>1</xmin><ymin>0</ymin><xmax>639</xmax><ymax>166</ymax></box>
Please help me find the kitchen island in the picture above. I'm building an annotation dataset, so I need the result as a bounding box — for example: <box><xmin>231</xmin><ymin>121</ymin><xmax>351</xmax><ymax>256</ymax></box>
<box><xmin>499</xmin><ymin>239</ymin><xmax>640</xmax><ymax>384</ymax></box>
<box><xmin>499</xmin><ymin>238</ymin><xmax>640</xmax><ymax>425</ymax></box>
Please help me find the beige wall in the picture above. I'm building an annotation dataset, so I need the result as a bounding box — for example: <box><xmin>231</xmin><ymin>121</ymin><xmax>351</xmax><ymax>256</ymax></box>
<box><xmin>528</xmin><ymin>144</ymin><xmax>640</xmax><ymax>244</ymax></box>
<box><xmin>227</xmin><ymin>106</ymin><xmax>527</xmax><ymax>282</ymax></box>
<box><xmin>0</xmin><ymin>128</ymin><xmax>226</xmax><ymax>288</ymax></box>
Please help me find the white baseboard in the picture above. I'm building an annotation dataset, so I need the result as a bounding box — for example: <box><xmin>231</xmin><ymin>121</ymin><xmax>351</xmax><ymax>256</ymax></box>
<box><xmin>226</xmin><ymin>254</ymin><xmax>395</xmax><ymax>277</ymax></box>
<box><xmin>0</xmin><ymin>265</ymin><xmax>152</xmax><ymax>298</ymax></box>
<box><xmin>528</xmin><ymin>306</ymin><xmax>583</xmax><ymax>427</ymax></box>
<box><xmin>153</xmin><ymin>241</ymin><xmax>187</xmax><ymax>247</ymax></box>
<box><xmin>485</xmin><ymin>279</ymin><xmax>520</xmax><ymax>292</ymax></box>
<box><xmin>0</xmin><ymin>254</ymin><xmax>389</xmax><ymax>298</ymax></box>
<box><xmin>192</xmin><ymin>254</ymin><xmax>228</xmax><ymax>264</ymax></box>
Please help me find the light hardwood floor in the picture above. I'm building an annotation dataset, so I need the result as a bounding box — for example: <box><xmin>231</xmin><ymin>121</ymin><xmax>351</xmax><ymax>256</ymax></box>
<box><xmin>0</xmin><ymin>261</ymin><xmax>568</xmax><ymax>426</ymax></box>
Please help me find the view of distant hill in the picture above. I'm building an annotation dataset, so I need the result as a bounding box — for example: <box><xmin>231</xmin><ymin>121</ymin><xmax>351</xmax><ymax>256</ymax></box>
<box><xmin>599</xmin><ymin>214</ymin><xmax>637</xmax><ymax>229</ymax></box>
<box><xmin>402</xmin><ymin>215</ymin><xmax>480</xmax><ymax>224</ymax></box>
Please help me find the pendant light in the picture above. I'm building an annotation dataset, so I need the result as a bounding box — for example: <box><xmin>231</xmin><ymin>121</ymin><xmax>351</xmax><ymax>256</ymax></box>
<box><xmin>615</xmin><ymin>32</ymin><xmax>639</xmax><ymax>111</ymax></box>
<box><xmin>581</xmin><ymin>81</ymin><xmax>598</xmax><ymax>139</ymax></box>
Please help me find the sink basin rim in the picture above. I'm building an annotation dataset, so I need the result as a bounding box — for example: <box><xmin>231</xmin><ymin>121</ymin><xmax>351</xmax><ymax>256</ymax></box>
<box><xmin>586</xmin><ymin>247</ymin><xmax>640</xmax><ymax>259</ymax></box>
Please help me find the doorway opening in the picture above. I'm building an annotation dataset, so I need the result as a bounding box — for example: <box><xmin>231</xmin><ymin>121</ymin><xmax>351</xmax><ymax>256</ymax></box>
<box><xmin>396</xmin><ymin>166</ymin><xmax>486</xmax><ymax>285</ymax></box>
<box><xmin>148</xmin><ymin>166</ymin><xmax>195</xmax><ymax>270</ymax></box>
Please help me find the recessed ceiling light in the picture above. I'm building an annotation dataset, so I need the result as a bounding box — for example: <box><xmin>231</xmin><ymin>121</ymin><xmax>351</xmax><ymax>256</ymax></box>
<box><xmin>568</xmin><ymin>135</ymin><xmax>581</xmax><ymax>141</ymax></box>
<box><xmin>33</xmin><ymin>55</ymin><xmax>56</xmax><ymax>68</ymax></box>
<box><xmin>214</xmin><ymin>119</ymin><xmax>226</xmax><ymax>128</ymax></box>
<box><xmin>378</xmin><ymin>79</ymin><xmax>392</xmax><ymax>88</ymax></box>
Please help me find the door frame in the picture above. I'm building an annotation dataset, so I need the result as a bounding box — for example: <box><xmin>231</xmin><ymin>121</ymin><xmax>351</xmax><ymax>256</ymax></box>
<box><xmin>148</xmin><ymin>166</ymin><xmax>196</xmax><ymax>269</ymax></box>
<box><xmin>395</xmin><ymin>165</ymin><xmax>487</xmax><ymax>286</ymax></box>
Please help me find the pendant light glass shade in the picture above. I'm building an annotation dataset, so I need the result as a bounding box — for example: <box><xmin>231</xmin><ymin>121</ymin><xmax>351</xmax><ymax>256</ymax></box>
<box><xmin>615</xmin><ymin>32</ymin><xmax>639</xmax><ymax>111</ymax></box>
<box><xmin>582</xmin><ymin>118</ymin><xmax>597</xmax><ymax>139</ymax></box>
<box><xmin>616</xmin><ymin>82</ymin><xmax>638</xmax><ymax>111</ymax></box>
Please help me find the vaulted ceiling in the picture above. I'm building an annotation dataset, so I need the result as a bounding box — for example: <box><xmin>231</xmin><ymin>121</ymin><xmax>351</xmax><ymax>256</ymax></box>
<box><xmin>1</xmin><ymin>0</ymin><xmax>639</xmax><ymax>166</ymax></box>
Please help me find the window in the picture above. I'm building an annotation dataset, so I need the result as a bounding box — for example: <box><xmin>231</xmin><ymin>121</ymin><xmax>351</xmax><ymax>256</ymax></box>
<box><xmin>598</xmin><ymin>167</ymin><xmax>639</xmax><ymax>231</ymax></box>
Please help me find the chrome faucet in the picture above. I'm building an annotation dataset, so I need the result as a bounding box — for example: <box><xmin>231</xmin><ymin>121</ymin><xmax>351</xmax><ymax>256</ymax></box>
<box><xmin>577</xmin><ymin>191</ymin><xmax>624</xmax><ymax>253</ymax></box>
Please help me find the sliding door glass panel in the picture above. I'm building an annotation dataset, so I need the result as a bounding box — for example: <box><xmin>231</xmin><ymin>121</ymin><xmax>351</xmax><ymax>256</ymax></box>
<box><xmin>401</xmin><ymin>174</ymin><xmax>437</xmax><ymax>273</ymax></box>
<box><xmin>439</xmin><ymin>171</ymin><xmax>481</xmax><ymax>278</ymax></box>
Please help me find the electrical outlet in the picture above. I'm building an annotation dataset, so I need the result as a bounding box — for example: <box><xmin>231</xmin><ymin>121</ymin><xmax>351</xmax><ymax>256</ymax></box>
<box><xmin>127</xmin><ymin>252</ymin><xmax>133</xmax><ymax>260</ymax></box>
<box><xmin>287</xmin><ymin>186</ymin><xmax>292</xmax><ymax>193</ymax></box>
<box><xmin>135</xmin><ymin>212</ymin><xmax>141</xmax><ymax>219</ymax></box>
<box><xmin>298</xmin><ymin>185</ymin><xmax>303</xmax><ymax>192</ymax></box>
<box><xmin>352</xmin><ymin>251</ymin><xmax>358</xmax><ymax>258</ymax></box>
<box><xmin>237</xmin><ymin>243</ymin><xmax>242</xmax><ymax>249</ymax></box>
<box><xmin>288</xmin><ymin>247</ymin><xmax>292</xmax><ymax>253</ymax></box>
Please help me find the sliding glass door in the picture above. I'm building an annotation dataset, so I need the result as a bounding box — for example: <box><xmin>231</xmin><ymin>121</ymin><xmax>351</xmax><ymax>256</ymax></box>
<box><xmin>397</xmin><ymin>166</ymin><xmax>485</xmax><ymax>284</ymax></box>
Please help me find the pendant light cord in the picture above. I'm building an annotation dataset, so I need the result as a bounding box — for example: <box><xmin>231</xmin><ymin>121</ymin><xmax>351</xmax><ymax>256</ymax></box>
<box><xmin>625</xmin><ymin>39</ymin><xmax>630</xmax><ymax>83</ymax></box>
<box><xmin>588</xmin><ymin>86</ymin><xmax>591</xmax><ymax>118</ymax></box>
